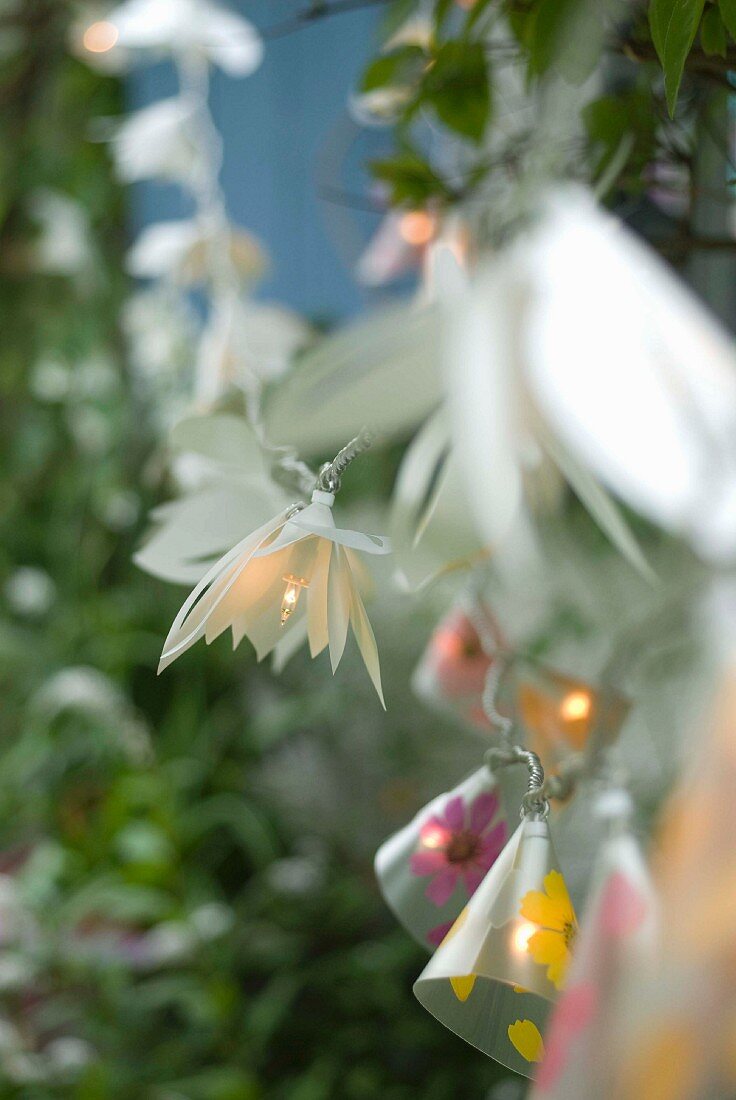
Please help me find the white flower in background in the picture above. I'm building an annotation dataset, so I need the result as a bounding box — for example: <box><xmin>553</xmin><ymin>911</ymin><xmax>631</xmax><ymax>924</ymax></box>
<box><xmin>27</xmin><ymin>190</ymin><xmax>93</xmax><ymax>277</ymax></box>
<box><xmin>157</xmin><ymin>486</ymin><xmax>391</xmax><ymax>704</ymax></box>
<box><xmin>195</xmin><ymin>295</ymin><xmax>313</xmax><ymax>406</ymax></box>
<box><xmin>106</xmin><ymin>0</ymin><xmax>263</xmax><ymax>76</ymax></box>
<box><xmin>449</xmin><ymin>187</ymin><xmax>736</xmax><ymax>565</ymax></box>
<box><xmin>4</xmin><ymin>568</ymin><xmax>56</xmax><ymax>618</ymax></box>
<box><xmin>123</xmin><ymin>286</ymin><xmax>197</xmax><ymax>385</ymax></box>
<box><xmin>134</xmin><ymin>413</ymin><xmax>289</xmax><ymax>585</ymax></box>
<box><xmin>111</xmin><ymin>97</ymin><xmax>203</xmax><ymax>185</ymax></box>
<box><xmin>127</xmin><ymin>218</ymin><xmax>266</xmax><ymax>285</ymax></box>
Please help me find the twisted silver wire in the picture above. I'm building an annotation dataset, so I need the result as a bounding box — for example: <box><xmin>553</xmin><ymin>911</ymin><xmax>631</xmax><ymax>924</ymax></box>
<box><xmin>316</xmin><ymin>428</ymin><xmax>374</xmax><ymax>493</ymax></box>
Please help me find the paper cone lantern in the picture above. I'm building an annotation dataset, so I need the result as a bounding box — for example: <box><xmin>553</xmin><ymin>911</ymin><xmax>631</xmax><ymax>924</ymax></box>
<box><xmin>513</xmin><ymin>661</ymin><xmax>629</xmax><ymax>770</ymax></box>
<box><xmin>412</xmin><ymin>605</ymin><xmax>502</xmax><ymax>729</ymax></box>
<box><xmin>530</xmin><ymin>804</ymin><xmax>657</xmax><ymax>1098</ymax></box>
<box><xmin>414</xmin><ymin>817</ymin><xmax>576</xmax><ymax>1078</ymax></box>
<box><xmin>375</xmin><ymin>767</ymin><xmax>508</xmax><ymax>949</ymax></box>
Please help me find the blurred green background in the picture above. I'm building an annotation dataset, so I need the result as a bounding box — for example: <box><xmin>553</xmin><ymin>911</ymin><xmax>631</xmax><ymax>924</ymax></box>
<box><xmin>0</xmin><ymin>5</ymin><xmax>521</xmax><ymax>1096</ymax></box>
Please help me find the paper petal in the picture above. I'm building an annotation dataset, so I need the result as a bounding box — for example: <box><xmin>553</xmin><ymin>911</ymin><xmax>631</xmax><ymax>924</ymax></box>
<box><xmin>349</xmin><ymin>584</ymin><xmax>385</xmax><ymax>708</ymax></box>
<box><xmin>158</xmin><ymin>510</ymin><xmax>287</xmax><ymax>672</ymax></box>
<box><xmin>307</xmin><ymin>540</ymin><xmax>332</xmax><ymax>658</ymax></box>
<box><xmin>327</xmin><ymin>546</ymin><xmax>352</xmax><ymax>672</ymax></box>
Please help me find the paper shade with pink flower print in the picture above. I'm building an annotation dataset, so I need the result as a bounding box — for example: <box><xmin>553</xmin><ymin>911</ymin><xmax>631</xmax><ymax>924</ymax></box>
<box><xmin>375</xmin><ymin>767</ymin><xmax>508</xmax><ymax>950</ymax></box>
<box><xmin>529</xmin><ymin>814</ymin><xmax>657</xmax><ymax>1099</ymax></box>
<box><xmin>410</xmin><ymin>790</ymin><xmax>507</xmax><ymax>907</ymax></box>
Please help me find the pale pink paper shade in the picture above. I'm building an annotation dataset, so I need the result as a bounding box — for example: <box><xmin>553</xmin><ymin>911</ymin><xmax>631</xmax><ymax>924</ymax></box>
<box><xmin>375</xmin><ymin>767</ymin><xmax>508</xmax><ymax>949</ymax></box>
<box><xmin>414</xmin><ymin>818</ymin><xmax>573</xmax><ymax>1079</ymax></box>
<box><xmin>530</xmin><ymin>824</ymin><xmax>657</xmax><ymax>1098</ymax></box>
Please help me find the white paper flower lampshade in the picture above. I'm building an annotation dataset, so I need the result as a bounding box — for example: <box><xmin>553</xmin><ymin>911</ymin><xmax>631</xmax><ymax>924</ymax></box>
<box><xmin>530</xmin><ymin>796</ymin><xmax>657</xmax><ymax>1098</ymax></box>
<box><xmin>414</xmin><ymin>817</ymin><xmax>575</xmax><ymax>1078</ymax></box>
<box><xmin>157</xmin><ymin>489</ymin><xmax>391</xmax><ymax>703</ymax></box>
<box><xmin>375</xmin><ymin>767</ymin><xmax>508</xmax><ymax>950</ymax></box>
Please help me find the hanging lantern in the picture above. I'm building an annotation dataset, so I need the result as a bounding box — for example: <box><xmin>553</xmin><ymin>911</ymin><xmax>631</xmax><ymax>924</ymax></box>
<box><xmin>157</xmin><ymin>478</ymin><xmax>391</xmax><ymax>701</ymax></box>
<box><xmin>414</xmin><ymin>800</ymin><xmax>576</xmax><ymax>1078</ymax></box>
<box><xmin>530</xmin><ymin>788</ymin><xmax>657</xmax><ymax>1098</ymax></box>
<box><xmin>412</xmin><ymin>604</ymin><xmax>502</xmax><ymax>729</ymax></box>
<box><xmin>375</xmin><ymin>766</ymin><xmax>508</xmax><ymax>949</ymax></box>
<box><xmin>512</xmin><ymin>661</ymin><xmax>629</xmax><ymax>771</ymax></box>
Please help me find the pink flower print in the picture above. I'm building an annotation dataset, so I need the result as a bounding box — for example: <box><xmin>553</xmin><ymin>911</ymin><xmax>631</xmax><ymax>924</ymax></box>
<box><xmin>599</xmin><ymin>871</ymin><xmax>648</xmax><ymax>938</ymax></box>
<box><xmin>410</xmin><ymin>790</ymin><xmax>507</xmax><ymax>907</ymax></box>
<box><xmin>536</xmin><ymin>982</ymin><xmax>597</xmax><ymax>1092</ymax></box>
<box><xmin>426</xmin><ymin>921</ymin><xmax>454</xmax><ymax>948</ymax></box>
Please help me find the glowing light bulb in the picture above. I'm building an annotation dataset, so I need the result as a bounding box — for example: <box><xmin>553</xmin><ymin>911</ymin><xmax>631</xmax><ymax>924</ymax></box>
<box><xmin>559</xmin><ymin>690</ymin><xmax>592</xmax><ymax>723</ymax></box>
<box><xmin>280</xmin><ymin>574</ymin><xmax>308</xmax><ymax>626</ymax></box>
<box><xmin>399</xmin><ymin>210</ymin><xmax>437</xmax><ymax>247</ymax></box>
<box><xmin>83</xmin><ymin>20</ymin><xmax>119</xmax><ymax>53</ymax></box>
<box><xmin>512</xmin><ymin>921</ymin><xmax>537</xmax><ymax>954</ymax></box>
<box><xmin>420</xmin><ymin>824</ymin><xmax>449</xmax><ymax>849</ymax></box>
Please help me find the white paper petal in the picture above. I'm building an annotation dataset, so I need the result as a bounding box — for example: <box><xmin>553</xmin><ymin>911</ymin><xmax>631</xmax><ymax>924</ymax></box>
<box><xmin>170</xmin><ymin>413</ymin><xmax>266</xmax><ymax>477</ymax></box>
<box><xmin>158</xmin><ymin>510</ymin><xmax>287</xmax><ymax>672</ymax></box>
<box><xmin>307</xmin><ymin>540</ymin><xmax>331</xmax><ymax>658</ymax></box>
<box><xmin>327</xmin><ymin>546</ymin><xmax>352</xmax><ymax>672</ymax></box>
<box><xmin>264</xmin><ymin>302</ymin><xmax>443</xmax><ymax>452</ymax></box>
<box><xmin>109</xmin><ymin>0</ymin><xmax>263</xmax><ymax>75</ymax></box>
<box><xmin>134</xmin><ymin>484</ymin><xmax>278</xmax><ymax>584</ymax></box>
<box><xmin>349</xmin><ymin>585</ymin><xmax>385</xmax><ymax>708</ymax></box>
<box><xmin>541</xmin><ymin>430</ymin><xmax>655</xmax><ymax>582</ymax></box>
<box><xmin>443</xmin><ymin>261</ymin><xmax>524</xmax><ymax>549</ymax></box>
<box><xmin>272</xmin><ymin>618</ymin><xmax>309</xmax><ymax>672</ymax></box>
<box><xmin>524</xmin><ymin>189</ymin><xmax>736</xmax><ymax>561</ymax></box>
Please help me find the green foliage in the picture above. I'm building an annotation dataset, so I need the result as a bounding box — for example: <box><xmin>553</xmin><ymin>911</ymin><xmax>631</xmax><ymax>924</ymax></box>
<box><xmin>649</xmin><ymin>0</ymin><xmax>706</xmax><ymax>114</ymax></box>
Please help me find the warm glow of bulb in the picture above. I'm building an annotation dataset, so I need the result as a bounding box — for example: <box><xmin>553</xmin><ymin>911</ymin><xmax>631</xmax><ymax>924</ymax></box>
<box><xmin>399</xmin><ymin>210</ymin><xmax>437</xmax><ymax>247</ymax></box>
<box><xmin>512</xmin><ymin>921</ymin><xmax>537</xmax><ymax>954</ymax></box>
<box><xmin>280</xmin><ymin>574</ymin><xmax>308</xmax><ymax>626</ymax></box>
<box><xmin>560</xmin><ymin>690</ymin><xmax>592</xmax><ymax>723</ymax></box>
<box><xmin>83</xmin><ymin>20</ymin><xmax>119</xmax><ymax>53</ymax></box>
<box><xmin>420</xmin><ymin>824</ymin><xmax>449</xmax><ymax>849</ymax></box>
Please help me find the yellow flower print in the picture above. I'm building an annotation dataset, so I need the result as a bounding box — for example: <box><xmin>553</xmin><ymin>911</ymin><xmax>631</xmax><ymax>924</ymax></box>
<box><xmin>519</xmin><ymin>869</ymin><xmax>577</xmax><ymax>990</ymax></box>
<box><xmin>508</xmin><ymin>1019</ymin><xmax>545</xmax><ymax>1063</ymax></box>
<box><xmin>450</xmin><ymin>975</ymin><xmax>476</xmax><ymax>1001</ymax></box>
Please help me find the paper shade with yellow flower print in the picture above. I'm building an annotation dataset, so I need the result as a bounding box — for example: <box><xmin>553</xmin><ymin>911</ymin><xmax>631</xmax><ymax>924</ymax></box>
<box><xmin>375</xmin><ymin>766</ymin><xmax>508</xmax><ymax>949</ymax></box>
<box><xmin>413</xmin><ymin>817</ymin><xmax>571</xmax><ymax>1078</ymax></box>
<box><xmin>157</xmin><ymin>489</ymin><xmax>391</xmax><ymax>703</ymax></box>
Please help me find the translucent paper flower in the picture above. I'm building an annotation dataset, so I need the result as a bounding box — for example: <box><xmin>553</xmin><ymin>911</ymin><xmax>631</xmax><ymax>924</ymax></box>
<box><xmin>449</xmin><ymin>187</ymin><xmax>736</xmax><ymax>566</ymax></box>
<box><xmin>520</xmin><ymin>870</ymin><xmax>578</xmax><ymax>990</ymax></box>
<box><xmin>107</xmin><ymin>0</ymin><xmax>263</xmax><ymax>76</ymax></box>
<box><xmin>111</xmin><ymin>98</ymin><xmax>202</xmax><ymax>185</ymax></box>
<box><xmin>410</xmin><ymin>791</ymin><xmax>507</xmax><ymax>905</ymax></box>
<box><xmin>127</xmin><ymin>219</ymin><xmax>265</xmax><ymax>286</ymax></box>
<box><xmin>158</xmin><ymin>489</ymin><xmax>391</xmax><ymax>702</ymax></box>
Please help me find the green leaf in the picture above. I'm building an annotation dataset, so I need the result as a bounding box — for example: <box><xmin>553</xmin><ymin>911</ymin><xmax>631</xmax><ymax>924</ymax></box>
<box><xmin>421</xmin><ymin>41</ymin><xmax>490</xmax><ymax>143</ymax></box>
<box><xmin>361</xmin><ymin>45</ymin><xmax>427</xmax><ymax>93</ymax></box>
<box><xmin>528</xmin><ymin>0</ymin><xmax>604</xmax><ymax>82</ymax></box>
<box><xmin>701</xmin><ymin>3</ymin><xmax>728</xmax><ymax>53</ymax></box>
<box><xmin>649</xmin><ymin>0</ymin><xmax>706</xmax><ymax>115</ymax></box>
<box><xmin>369</xmin><ymin>153</ymin><xmax>452</xmax><ymax>205</ymax></box>
<box><xmin>718</xmin><ymin>0</ymin><xmax>736</xmax><ymax>38</ymax></box>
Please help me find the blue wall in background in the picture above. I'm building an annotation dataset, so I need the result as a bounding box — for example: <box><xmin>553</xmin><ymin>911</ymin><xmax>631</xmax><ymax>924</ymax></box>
<box><xmin>129</xmin><ymin>2</ymin><xmax>387</xmax><ymax>320</ymax></box>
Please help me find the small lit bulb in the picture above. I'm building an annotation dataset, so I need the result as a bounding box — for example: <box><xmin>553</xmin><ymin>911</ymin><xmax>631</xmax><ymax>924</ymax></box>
<box><xmin>560</xmin><ymin>690</ymin><xmax>592</xmax><ymax>723</ymax></box>
<box><xmin>280</xmin><ymin>574</ymin><xmax>308</xmax><ymax>626</ymax></box>
<box><xmin>82</xmin><ymin>20</ymin><xmax>119</xmax><ymax>53</ymax></box>
<box><xmin>399</xmin><ymin>210</ymin><xmax>437</xmax><ymax>247</ymax></box>
<box><xmin>512</xmin><ymin>921</ymin><xmax>537</xmax><ymax>954</ymax></box>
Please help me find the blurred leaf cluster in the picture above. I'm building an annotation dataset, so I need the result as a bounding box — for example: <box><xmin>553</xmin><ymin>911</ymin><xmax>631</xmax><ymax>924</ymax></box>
<box><xmin>0</xmin><ymin>3</ymin><xmax>517</xmax><ymax>1097</ymax></box>
<box><xmin>361</xmin><ymin>0</ymin><xmax>736</xmax><ymax>241</ymax></box>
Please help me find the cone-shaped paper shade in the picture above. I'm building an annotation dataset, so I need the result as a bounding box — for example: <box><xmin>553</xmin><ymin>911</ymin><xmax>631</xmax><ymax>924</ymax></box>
<box><xmin>375</xmin><ymin>767</ymin><xmax>508</xmax><ymax>950</ymax></box>
<box><xmin>530</xmin><ymin>827</ymin><xmax>657</xmax><ymax>1098</ymax></box>
<box><xmin>512</xmin><ymin>661</ymin><xmax>629</xmax><ymax>769</ymax></box>
<box><xmin>414</xmin><ymin>819</ymin><xmax>571</xmax><ymax>1078</ymax></box>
